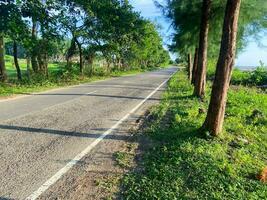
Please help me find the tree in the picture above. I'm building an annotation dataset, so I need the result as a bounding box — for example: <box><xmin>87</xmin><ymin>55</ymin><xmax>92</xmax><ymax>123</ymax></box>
<box><xmin>193</xmin><ymin>0</ymin><xmax>211</xmax><ymax>98</ymax></box>
<box><xmin>7</xmin><ymin>2</ymin><xmax>29</xmax><ymax>81</ymax></box>
<box><xmin>0</xmin><ymin>0</ymin><xmax>11</xmax><ymax>82</ymax></box>
<box><xmin>0</xmin><ymin>33</ymin><xmax>7</xmax><ymax>82</ymax></box>
<box><xmin>21</xmin><ymin>0</ymin><xmax>61</xmax><ymax>75</ymax></box>
<box><xmin>13</xmin><ymin>41</ymin><xmax>22</xmax><ymax>80</ymax></box>
<box><xmin>202</xmin><ymin>0</ymin><xmax>242</xmax><ymax>136</ymax></box>
<box><xmin>191</xmin><ymin>47</ymin><xmax>198</xmax><ymax>84</ymax></box>
<box><xmin>187</xmin><ymin>53</ymin><xmax>192</xmax><ymax>81</ymax></box>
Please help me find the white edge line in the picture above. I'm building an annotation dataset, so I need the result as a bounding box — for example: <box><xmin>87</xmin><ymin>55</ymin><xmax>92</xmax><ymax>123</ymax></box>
<box><xmin>26</xmin><ymin>70</ymin><xmax>177</xmax><ymax>200</ymax></box>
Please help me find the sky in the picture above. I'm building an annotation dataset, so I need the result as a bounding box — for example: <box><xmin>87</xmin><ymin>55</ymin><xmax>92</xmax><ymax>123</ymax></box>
<box><xmin>129</xmin><ymin>0</ymin><xmax>267</xmax><ymax>68</ymax></box>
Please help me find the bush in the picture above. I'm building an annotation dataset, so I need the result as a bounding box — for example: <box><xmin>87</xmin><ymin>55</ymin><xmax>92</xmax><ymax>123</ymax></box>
<box><xmin>207</xmin><ymin>59</ymin><xmax>267</xmax><ymax>86</ymax></box>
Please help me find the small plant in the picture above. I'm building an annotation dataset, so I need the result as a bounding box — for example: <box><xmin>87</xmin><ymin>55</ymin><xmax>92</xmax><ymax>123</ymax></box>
<box><xmin>114</xmin><ymin>152</ymin><xmax>134</xmax><ymax>169</ymax></box>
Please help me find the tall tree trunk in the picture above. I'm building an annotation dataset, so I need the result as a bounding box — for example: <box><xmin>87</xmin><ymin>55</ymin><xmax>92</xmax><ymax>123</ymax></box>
<box><xmin>193</xmin><ymin>0</ymin><xmax>211</xmax><ymax>98</ymax></box>
<box><xmin>203</xmin><ymin>0</ymin><xmax>241</xmax><ymax>136</ymax></box>
<box><xmin>74</xmin><ymin>38</ymin><xmax>83</xmax><ymax>74</ymax></box>
<box><xmin>78</xmin><ymin>46</ymin><xmax>83</xmax><ymax>74</ymax></box>
<box><xmin>0</xmin><ymin>34</ymin><xmax>7</xmax><ymax>82</ymax></box>
<box><xmin>191</xmin><ymin>48</ymin><xmax>199</xmax><ymax>85</ymax></box>
<box><xmin>13</xmin><ymin>41</ymin><xmax>22</xmax><ymax>81</ymax></box>
<box><xmin>66</xmin><ymin>38</ymin><xmax>76</xmax><ymax>70</ymax></box>
<box><xmin>31</xmin><ymin>20</ymin><xmax>39</xmax><ymax>72</ymax></box>
<box><xmin>87</xmin><ymin>53</ymin><xmax>95</xmax><ymax>76</ymax></box>
<box><xmin>187</xmin><ymin>53</ymin><xmax>192</xmax><ymax>81</ymax></box>
<box><xmin>26</xmin><ymin>54</ymin><xmax>31</xmax><ymax>79</ymax></box>
<box><xmin>44</xmin><ymin>52</ymin><xmax>48</xmax><ymax>77</ymax></box>
<box><xmin>106</xmin><ymin>58</ymin><xmax>111</xmax><ymax>73</ymax></box>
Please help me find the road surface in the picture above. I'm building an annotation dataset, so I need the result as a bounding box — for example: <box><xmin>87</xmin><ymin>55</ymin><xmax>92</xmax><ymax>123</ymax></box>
<box><xmin>0</xmin><ymin>67</ymin><xmax>177</xmax><ymax>199</ymax></box>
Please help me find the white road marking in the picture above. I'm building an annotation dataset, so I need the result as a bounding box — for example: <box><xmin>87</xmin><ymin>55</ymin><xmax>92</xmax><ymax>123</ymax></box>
<box><xmin>26</xmin><ymin>71</ymin><xmax>176</xmax><ymax>200</ymax></box>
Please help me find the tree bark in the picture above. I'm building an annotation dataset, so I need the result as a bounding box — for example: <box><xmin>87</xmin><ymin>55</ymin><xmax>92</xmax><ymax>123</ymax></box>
<box><xmin>191</xmin><ymin>48</ymin><xmax>199</xmax><ymax>85</ymax></box>
<box><xmin>13</xmin><ymin>41</ymin><xmax>22</xmax><ymax>81</ymax></box>
<box><xmin>187</xmin><ymin>53</ymin><xmax>192</xmax><ymax>81</ymax></box>
<box><xmin>43</xmin><ymin>53</ymin><xmax>48</xmax><ymax>77</ymax></box>
<box><xmin>74</xmin><ymin>38</ymin><xmax>83</xmax><ymax>74</ymax></box>
<box><xmin>66</xmin><ymin>38</ymin><xmax>76</xmax><ymax>70</ymax></box>
<box><xmin>37</xmin><ymin>52</ymin><xmax>48</xmax><ymax>77</ymax></box>
<box><xmin>0</xmin><ymin>34</ymin><xmax>7</xmax><ymax>82</ymax></box>
<box><xmin>26</xmin><ymin>54</ymin><xmax>31</xmax><ymax>79</ymax></box>
<box><xmin>31</xmin><ymin>20</ymin><xmax>39</xmax><ymax>73</ymax></box>
<box><xmin>203</xmin><ymin>0</ymin><xmax>241</xmax><ymax>136</ymax></box>
<box><xmin>193</xmin><ymin>0</ymin><xmax>211</xmax><ymax>98</ymax></box>
<box><xmin>87</xmin><ymin>52</ymin><xmax>95</xmax><ymax>76</ymax></box>
<box><xmin>106</xmin><ymin>59</ymin><xmax>111</xmax><ymax>73</ymax></box>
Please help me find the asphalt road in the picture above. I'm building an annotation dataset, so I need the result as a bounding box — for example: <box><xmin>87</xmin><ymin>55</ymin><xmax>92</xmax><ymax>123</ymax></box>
<box><xmin>0</xmin><ymin>67</ymin><xmax>177</xmax><ymax>200</ymax></box>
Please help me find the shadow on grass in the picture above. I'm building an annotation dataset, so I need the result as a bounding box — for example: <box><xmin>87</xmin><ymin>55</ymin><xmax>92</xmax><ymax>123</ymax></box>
<box><xmin>118</xmin><ymin>76</ymin><xmax>267</xmax><ymax>200</ymax></box>
<box><xmin>117</xmin><ymin>104</ymin><xmax>218</xmax><ymax>199</ymax></box>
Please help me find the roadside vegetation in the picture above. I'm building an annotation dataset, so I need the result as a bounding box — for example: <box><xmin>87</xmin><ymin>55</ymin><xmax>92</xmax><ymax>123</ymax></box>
<box><xmin>118</xmin><ymin>0</ymin><xmax>267</xmax><ymax>199</ymax></box>
<box><xmin>1</xmin><ymin>0</ymin><xmax>267</xmax><ymax>199</ymax></box>
<box><xmin>1</xmin><ymin>55</ymin><xmax>161</xmax><ymax>97</ymax></box>
<box><xmin>121</xmin><ymin>71</ymin><xmax>267</xmax><ymax>199</ymax></box>
<box><xmin>160</xmin><ymin>0</ymin><xmax>267</xmax><ymax>135</ymax></box>
<box><xmin>0</xmin><ymin>0</ymin><xmax>170</xmax><ymax>97</ymax></box>
<box><xmin>207</xmin><ymin>60</ymin><xmax>267</xmax><ymax>87</ymax></box>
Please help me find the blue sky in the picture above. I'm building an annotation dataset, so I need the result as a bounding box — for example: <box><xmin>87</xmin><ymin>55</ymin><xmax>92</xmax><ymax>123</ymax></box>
<box><xmin>130</xmin><ymin>0</ymin><xmax>267</xmax><ymax>67</ymax></box>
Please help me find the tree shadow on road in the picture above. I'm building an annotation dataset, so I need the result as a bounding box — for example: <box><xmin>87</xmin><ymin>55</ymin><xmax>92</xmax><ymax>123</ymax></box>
<box><xmin>0</xmin><ymin>124</ymin><xmax>132</xmax><ymax>141</ymax></box>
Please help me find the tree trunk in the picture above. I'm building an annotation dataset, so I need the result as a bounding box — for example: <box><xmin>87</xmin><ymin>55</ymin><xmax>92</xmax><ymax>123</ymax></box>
<box><xmin>106</xmin><ymin>59</ymin><xmax>111</xmax><ymax>73</ymax></box>
<box><xmin>79</xmin><ymin>46</ymin><xmax>83</xmax><ymax>74</ymax></box>
<box><xmin>202</xmin><ymin>0</ymin><xmax>241</xmax><ymax>136</ymax></box>
<box><xmin>87</xmin><ymin>53</ymin><xmax>95</xmax><ymax>76</ymax></box>
<box><xmin>66</xmin><ymin>38</ymin><xmax>76</xmax><ymax>70</ymax></box>
<box><xmin>13</xmin><ymin>41</ymin><xmax>22</xmax><ymax>81</ymax></box>
<box><xmin>44</xmin><ymin>53</ymin><xmax>48</xmax><ymax>77</ymax></box>
<box><xmin>26</xmin><ymin>55</ymin><xmax>31</xmax><ymax>79</ymax></box>
<box><xmin>74</xmin><ymin>38</ymin><xmax>83</xmax><ymax>74</ymax></box>
<box><xmin>31</xmin><ymin>20</ymin><xmax>39</xmax><ymax>73</ymax></box>
<box><xmin>0</xmin><ymin>34</ymin><xmax>7</xmax><ymax>82</ymax></box>
<box><xmin>187</xmin><ymin>53</ymin><xmax>192</xmax><ymax>81</ymax></box>
<box><xmin>191</xmin><ymin>48</ymin><xmax>199</xmax><ymax>85</ymax></box>
<box><xmin>193</xmin><ymin>0</ymin><xmax>211</xmax><ymax>98</ymax></box>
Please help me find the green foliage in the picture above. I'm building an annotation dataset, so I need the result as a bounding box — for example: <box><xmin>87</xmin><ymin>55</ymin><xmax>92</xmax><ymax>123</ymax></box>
<box><xmin>160</xmin><ymin>0</ymin><xmax>267</xmax><ymax>58</ymax></box>
<box><xmin>114</xmin><ymin>152</ymin><xmax>134</xmax><ymax>168</ymax></box>
<box><xmin>121</xmin><ymin>72</ymin><xmax>267</xmax><ymax>199</ymax></box>
<box><xmin>231</xmin><ymin>67</ymin><xmax>267</xmax><ymax>86</ymax></box>
<box><xmin>0</xmin><ymin>55</ymin><xmax>157</xmax><ymax>97</ymax></box>
<box><xmin>0</xmin><ymin>0</ymin><xmax>170</xmax><ymax>82</ymax></box>
<box><xmin>207</xmin><ymin>59</ymin><xmax>267</xmax><ymax>86</ymax></box>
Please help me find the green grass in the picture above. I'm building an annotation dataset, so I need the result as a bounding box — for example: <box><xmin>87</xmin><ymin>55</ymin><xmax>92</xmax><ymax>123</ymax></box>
<box><xmin>1</xmin><ymin>55</ymin><xmax>154</xmax><ymax>97</ymax></box>
<box><xmin>114</xmin><ymin>151</ymin><xmax>135</xmax><ymax>169</ymax></box>
<box><xmin>121</xmin><ymin>72</ymin><xmax>267</xmax><ymax>199</ymax></box>
<box><xmin>5</xmin><ymin>55</ymin><xmax>65</xmax><ymax>78</ymax></box>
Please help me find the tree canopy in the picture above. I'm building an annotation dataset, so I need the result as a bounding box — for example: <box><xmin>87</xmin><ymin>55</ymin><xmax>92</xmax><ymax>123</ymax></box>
<box><xmin>0</xmin><ymin>0</ymin><xmax>170</xmax><ymax>81</ymax></box>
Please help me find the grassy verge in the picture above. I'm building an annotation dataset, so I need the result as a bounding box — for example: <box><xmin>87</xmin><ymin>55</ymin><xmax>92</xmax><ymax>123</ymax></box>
<box><xmin>121</xmin><ymin>72</ymin><xmax>267</xmax><ymax>199</ymax></box>
<box><xmin>1</xmin><ymin>55</ymin><xmax>158</xmax><ymax>98</ymax></box>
